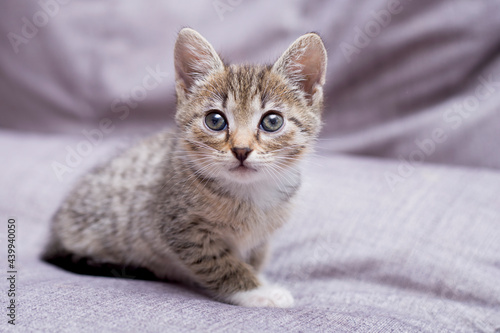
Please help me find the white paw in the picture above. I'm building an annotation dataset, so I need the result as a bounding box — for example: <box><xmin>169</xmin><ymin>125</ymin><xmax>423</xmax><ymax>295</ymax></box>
<box><xmin>228</xmin><ymin>285</ymin><xmax>294</xmax><ymax>308</ymax></box>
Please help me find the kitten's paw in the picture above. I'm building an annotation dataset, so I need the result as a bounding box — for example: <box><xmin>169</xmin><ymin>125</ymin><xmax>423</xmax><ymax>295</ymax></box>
<box><xmin>228</xmin><ymin>285</ymin><xmax>294</xmax><ymax>308</ymax></box>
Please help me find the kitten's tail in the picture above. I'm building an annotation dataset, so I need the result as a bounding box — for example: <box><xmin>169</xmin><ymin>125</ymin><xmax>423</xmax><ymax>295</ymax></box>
<box><xmin>40</xmin><ymin>234</ymin><xmax>72</xmax><ymax>264</ymax></box>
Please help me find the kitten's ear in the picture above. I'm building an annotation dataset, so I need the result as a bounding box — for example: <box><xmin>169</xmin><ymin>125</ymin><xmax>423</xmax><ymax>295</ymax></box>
<box><xmin>272</xmin><ymin>33</ymin><xmax>327</xmax><ymax>101</ymax></box>
<box><xmin>174</xmin><ymin>28</ymin><xmax>224</xmax><ymax>92</ymax></box>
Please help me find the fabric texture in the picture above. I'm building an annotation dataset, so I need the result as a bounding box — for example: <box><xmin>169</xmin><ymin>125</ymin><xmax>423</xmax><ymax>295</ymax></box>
<box><xmin>1</xmin><ymin>0</ymin><xmax>500</xmax><ymax>331</ymax></box>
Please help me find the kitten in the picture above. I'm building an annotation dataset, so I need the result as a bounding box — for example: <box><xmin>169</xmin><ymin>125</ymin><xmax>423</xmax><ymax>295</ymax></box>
<box><xmin>42</xmin><ymin>28</ymin><xmax>327</xmax><ymax>308</ymax></box>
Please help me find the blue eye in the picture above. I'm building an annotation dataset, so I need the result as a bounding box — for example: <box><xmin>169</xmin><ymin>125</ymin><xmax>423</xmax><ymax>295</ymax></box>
<box><xmin>260</xmin><ymin>113</ymin><xmax>283</xmax><ymax>132</ymax></box>
<box><xmin>205</xmin><ymin>112</ymin><xmax>227</xmax><ymax>131</ymax></box>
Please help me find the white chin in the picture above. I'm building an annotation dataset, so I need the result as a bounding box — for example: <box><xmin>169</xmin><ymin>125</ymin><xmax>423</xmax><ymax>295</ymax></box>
<box><xmin>226</xmin><ymin>166</ymin><xmax>260</xmax><ymax>183</ymax></box>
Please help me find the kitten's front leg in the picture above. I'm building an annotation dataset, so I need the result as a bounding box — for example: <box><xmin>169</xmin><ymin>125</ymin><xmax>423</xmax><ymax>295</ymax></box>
<box><xmin>167</xmin><ymin>226</ymin><xmax>293</xmax><ymax>308</ymax></box>
<box><xmin>248</xmin><ymin>241</ymin><xmax>269</xmax><ymax>272</ymax></box>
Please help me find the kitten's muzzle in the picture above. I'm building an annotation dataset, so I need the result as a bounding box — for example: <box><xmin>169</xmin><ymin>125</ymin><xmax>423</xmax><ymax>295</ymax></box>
<box><xmin>229</xmin><ymin>147</ymin><xmax>257</xmax><ymax>173</ymax></box>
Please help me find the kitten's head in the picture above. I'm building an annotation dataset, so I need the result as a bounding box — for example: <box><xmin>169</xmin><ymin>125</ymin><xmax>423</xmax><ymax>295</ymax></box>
<box><xmin>173</xmin><ymin>28</ymin><xmax>327</xmax><ymax>185</ymax></box>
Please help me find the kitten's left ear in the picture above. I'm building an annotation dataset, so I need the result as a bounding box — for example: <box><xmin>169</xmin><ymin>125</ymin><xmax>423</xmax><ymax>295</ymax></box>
<box><xmin>272</xmin><ymin>33</ymin><xmax>327</xmax><ymax>102</ymax></box>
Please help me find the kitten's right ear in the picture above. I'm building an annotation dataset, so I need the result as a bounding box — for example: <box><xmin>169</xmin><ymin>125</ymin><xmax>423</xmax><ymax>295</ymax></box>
<box><xmin>174</xmin><ymin>28</ymin><xmax>224</xmax><ymax>92</ymax></box>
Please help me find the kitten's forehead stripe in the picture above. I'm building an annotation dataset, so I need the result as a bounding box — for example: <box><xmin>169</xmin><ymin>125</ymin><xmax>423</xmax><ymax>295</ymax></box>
<box><xmin>222</xmin><ymin>92</ymin><xmax>228</xmax><ymax>109</ymax></box>
<box><xmin>202</xmin><ymin>65</ymin><xmax>301</xmax><ymax>122</ymax></box>
<box><xmin>260</xmin><ymin>92</ymin><xmax>268</xmax><ymax>110</ymax></box>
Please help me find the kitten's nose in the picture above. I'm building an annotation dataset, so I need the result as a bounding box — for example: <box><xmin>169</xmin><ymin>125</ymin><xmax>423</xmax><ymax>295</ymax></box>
<box><xmin>231</xmin><ymin>147</ymin><xmax>253</xmax><ymax>163</ymax></box>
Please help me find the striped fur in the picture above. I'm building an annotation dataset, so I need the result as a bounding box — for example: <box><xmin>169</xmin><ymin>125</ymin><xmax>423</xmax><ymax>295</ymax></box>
<box><xmin>42</xmin><ymin>28</ymin><xmax>327</xmax><ymax>307</ymax></box>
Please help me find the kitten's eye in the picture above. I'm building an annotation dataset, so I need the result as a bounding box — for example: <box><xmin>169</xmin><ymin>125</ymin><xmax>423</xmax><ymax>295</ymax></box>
<box><xmin>205</xmin><ymin>112</ymin><xmax>227</xmax><ymax>131</ymax></box>
<box><xmin>260</xmin><ymin>113</ymin><xmax>284</xmax><ymax>132</ymax></box>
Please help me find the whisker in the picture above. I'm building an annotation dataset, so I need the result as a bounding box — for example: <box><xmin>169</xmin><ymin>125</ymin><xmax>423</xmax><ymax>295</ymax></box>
<box><xmin>272</xmin><ymin>155</ymin><xmax>324</xmax><ymax>168</ymax></box>
<box><xmin>264</xmin><ymin>164</ymin><xmax>288</xmax><ymax>194</ymax></box>
<box><xmin>261</xmin><ymin>167</ymin><xmax>285</xmax><ymax>194</ymax></box>
<box><xmin>184</xmin><ymin>138</ymin><xmax>221</xmax><ymax>153</ymax></box>
<box><xmin>270</xmin><ymin>159</ymin><xmax>302</xmax><ymax>176</ymax></box>
<box><xmin>266</xmin><ymin>163</ymin><xmax>295</xmax><ymax>188</ymax></box>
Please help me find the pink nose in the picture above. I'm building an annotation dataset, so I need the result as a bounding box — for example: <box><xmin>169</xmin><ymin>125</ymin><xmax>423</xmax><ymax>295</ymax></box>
<box><xmin>231</xmin><ymin>147</ymin><xmax>253</xmax><ymax>163</ymax></box>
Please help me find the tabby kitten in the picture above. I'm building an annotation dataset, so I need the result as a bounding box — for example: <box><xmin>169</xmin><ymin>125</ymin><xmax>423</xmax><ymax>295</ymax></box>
<box><xmin>42</xmin><ymin>28</ymin><xmax>327</xmax><ymax>307</ymax></box>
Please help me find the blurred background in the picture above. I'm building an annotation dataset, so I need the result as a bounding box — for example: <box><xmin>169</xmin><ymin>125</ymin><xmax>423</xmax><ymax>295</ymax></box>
<box><xmin>1</xmin><ymin>0</ymin><xmax>500</xmax><ymax>169</ymax></box>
